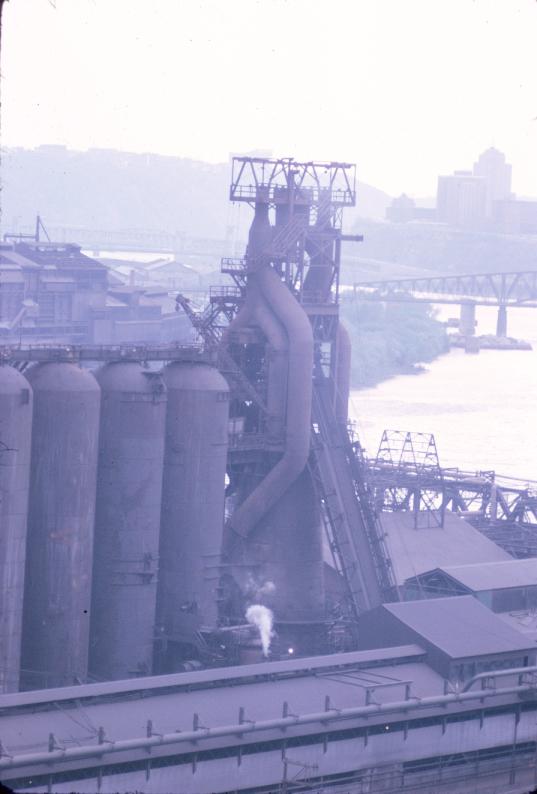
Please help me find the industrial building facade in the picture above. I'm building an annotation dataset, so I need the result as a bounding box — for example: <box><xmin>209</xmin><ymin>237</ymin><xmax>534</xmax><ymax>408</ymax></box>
<box><xmin>0</xmin><ymin>239</ymin><xmax>190</xmax><ymax>344</ymax></box>
<box><xmin>1</xmin><ymin>645</ymin><xmax>536</xmax><ymax>793</ymax></box>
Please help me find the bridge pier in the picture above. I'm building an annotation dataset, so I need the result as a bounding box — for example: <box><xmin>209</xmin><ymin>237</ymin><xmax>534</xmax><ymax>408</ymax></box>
<box><xmin>459</xmin><ymin>302</ymin><xmax>476</xmax><ymax>336</ymax></box>
<box><xmin>496</xmin><ymin>304</ymin><xmax>507</xmax><ymax>337</ymax></box>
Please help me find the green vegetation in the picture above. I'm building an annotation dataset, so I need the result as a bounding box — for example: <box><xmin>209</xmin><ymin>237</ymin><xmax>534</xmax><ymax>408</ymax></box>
<box><xmin>340</xmin><ymin>295</ymin><xmax>449</xmax><ymax>388</ymax></box>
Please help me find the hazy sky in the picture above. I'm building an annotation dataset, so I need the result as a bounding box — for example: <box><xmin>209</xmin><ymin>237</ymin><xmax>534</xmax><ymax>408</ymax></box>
<box><xmin>2</xmin><ymin>0</ymin><xmax>536</xmax><ymax>197</ymax></box>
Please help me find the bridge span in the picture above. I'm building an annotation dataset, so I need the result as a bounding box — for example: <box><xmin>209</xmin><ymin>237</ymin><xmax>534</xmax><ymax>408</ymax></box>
<box><xmin>352</xmin><ymin>270</ymin><xmax>537</xmax><ymax>336</ymax></box>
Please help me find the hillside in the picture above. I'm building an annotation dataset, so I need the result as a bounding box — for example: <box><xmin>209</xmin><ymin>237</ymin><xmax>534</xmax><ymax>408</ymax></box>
<box><xmin>344</xmin><ymin>219</ymin><xmax>537</xmax><ymax>276</ymax></box>
<box><xmin>0</xmin><ymin>146</ymin><xmax>392</xmax><ymax>241</ymax></box>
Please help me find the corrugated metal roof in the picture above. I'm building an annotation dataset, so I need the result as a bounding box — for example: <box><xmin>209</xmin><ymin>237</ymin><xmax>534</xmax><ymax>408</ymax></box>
<box><xmin>0</xmin><ymin>250</ymin><xmax>41</xmax><ymax>269</ymax></box>
<box><xmin>380</xmin><ymin>510</ymin><xmax>510</xmax><ymax>585</ymax></box>
<box><xmin>497</xmin><ymin>610</ymin><xmax>537</xmax><ymax>643</ymax></box>
<box><xmin>14</xmin><ymin>242</ymin><xmax>107</xmax><ymax>271</ymax></box>
<box><xmin>0</xmin><ymin>645</ymin><xmax>425</xmax><ymax>712</ymax></box>
<box><xmin>0</xmin><ymin>651</ymin><xmax>440</xmax><ymax>757</ymax></box>
<box><xmin>439</xmin><ymin>559</ymin><xmax>537</xmax><ymax>592</ymax></box>
<box><xmin>383</xmin><ymin>596</ymin><xmax>535</xmax><ymax>659</ymax></box>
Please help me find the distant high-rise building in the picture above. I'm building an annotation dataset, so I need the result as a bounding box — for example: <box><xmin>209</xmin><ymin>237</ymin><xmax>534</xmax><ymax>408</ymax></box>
<box><xmin>473</xmin><ymin>147</ymin><xmax>512</xmax><ymax>216</ymax></box>
<box><xmin>436</xmin><ymin>171</ymin><xmax>487</xmax><ymax>228</ymax></box>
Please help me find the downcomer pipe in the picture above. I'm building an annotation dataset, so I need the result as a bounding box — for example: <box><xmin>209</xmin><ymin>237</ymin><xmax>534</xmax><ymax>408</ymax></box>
<box><xmin>223</xmin><ymin>276</ymin><xmax>288</xmax><ymax>434</ymax></box>
<box><xmin>250</xmin><ymin>279</ymin><xmax>288</xmax><ymax>439</ymax></box>
<box><xmin>229</xmin><ymin>263</ymin><xmax>313</xmax><ymax>538</ymax></box>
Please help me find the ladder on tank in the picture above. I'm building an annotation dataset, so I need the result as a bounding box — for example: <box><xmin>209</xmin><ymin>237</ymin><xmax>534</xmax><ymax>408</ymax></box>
<box><xmin>310</xmin><ymin>381</ymin><xmax>398</xmax><ymax>619</ymax></box>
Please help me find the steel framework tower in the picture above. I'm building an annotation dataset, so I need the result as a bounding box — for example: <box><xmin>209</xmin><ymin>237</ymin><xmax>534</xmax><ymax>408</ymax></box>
<box><xmin>177</xmin><ymin>157</ymin><xmax>396</xmax><ymax>650</ymax></box>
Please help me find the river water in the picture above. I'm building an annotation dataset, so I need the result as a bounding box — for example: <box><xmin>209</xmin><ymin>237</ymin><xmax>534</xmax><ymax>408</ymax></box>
<box><xmin>349</xmin><ymin>306</ymin><xmax>537</xmax><ymax>482</ymax></box>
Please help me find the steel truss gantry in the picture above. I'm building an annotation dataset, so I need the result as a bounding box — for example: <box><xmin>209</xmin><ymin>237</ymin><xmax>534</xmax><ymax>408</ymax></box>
<box><xmin>366</xmin><ymin>430</ymin><xmax>537</xmax><ymax>557</ymax></box>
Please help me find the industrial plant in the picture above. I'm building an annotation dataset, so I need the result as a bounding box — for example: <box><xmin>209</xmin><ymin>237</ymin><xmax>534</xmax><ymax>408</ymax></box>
<box><xmin>0</xmin><ymin>157</ymin><xmax>536</xmax><ymax>793</ymax></box>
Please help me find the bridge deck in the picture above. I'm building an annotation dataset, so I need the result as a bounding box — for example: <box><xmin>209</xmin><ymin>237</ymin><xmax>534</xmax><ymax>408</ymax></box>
<box><xmin>353</xmin><ymin>270</ymin><xmax>537</xmax><ymax>306</ymax></box>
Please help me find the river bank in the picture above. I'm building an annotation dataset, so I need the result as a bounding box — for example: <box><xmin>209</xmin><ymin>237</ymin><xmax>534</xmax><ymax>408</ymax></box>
<box><xmin>349</xmin><ymin>306</ymin><xmax>537</xmax><ymax>479</ymax></box>
<box><xmin>340</xmin><ymin>296</ymin><xmax>448</xmax><ymax>388</ymax></box>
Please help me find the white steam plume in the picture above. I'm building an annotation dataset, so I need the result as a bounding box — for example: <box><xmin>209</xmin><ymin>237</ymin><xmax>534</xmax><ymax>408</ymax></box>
<box><xmin>245</xmin><ymin>576</ymin><xmax>276</xmax><ymax>600</ymax></box>
<box><xmin>245</xmin><ymin>604</ymin><xmax>274</xmax><ymax>657</ymax></box>
<box><xmin>258</xmin><ymin>580</ymin><xmax>276</xmax><ymax>597</ymax></box>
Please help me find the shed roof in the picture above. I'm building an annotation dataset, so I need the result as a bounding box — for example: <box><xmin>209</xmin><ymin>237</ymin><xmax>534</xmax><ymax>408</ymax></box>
<box><xmin>0</xmin><ymin>250</ymin><xmax>41</xmax><ymax>269</ymax></box>
<box><xmin>433</xmin><ymin>559</ymin><xmax>537</xmax><ymax>593</ymax></box>
<box><xmin>14</xmin><ymin>241</ymin><xmax>107</xmax><ymax>272</ymax></box>
<box><xmin>380</xmin><ymin>510</ymin><xmax>510</xmax><ymax>585</ymax></box>
<box><xmin>0</xmin><ymin>648</ymin><xmax>440</xmax><ymax>758</ymax></box>
<box><xmin>383</xmin><ymin>596</ymin><xmax>535</xmax><ymax>659</ymax></box>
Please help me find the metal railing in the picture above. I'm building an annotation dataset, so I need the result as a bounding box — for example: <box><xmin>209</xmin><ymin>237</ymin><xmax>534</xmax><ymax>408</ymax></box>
<box><xmin>0</xmin><ymin>342</ymin><xmax>209</xmax><ymax>364</ymax></box>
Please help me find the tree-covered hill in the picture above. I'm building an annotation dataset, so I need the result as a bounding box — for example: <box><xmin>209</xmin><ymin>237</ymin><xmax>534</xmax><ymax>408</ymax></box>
<box><xmin>340</xmin><ymin>295</ymin><xmax>449</xmax><ymax>388</ymax></box>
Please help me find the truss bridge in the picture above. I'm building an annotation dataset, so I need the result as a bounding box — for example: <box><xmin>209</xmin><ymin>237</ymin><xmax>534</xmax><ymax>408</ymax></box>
<box><xmin>352</xmin><ymin>270</ymin><xmax>537</xmax><ymax>337</ymax></box>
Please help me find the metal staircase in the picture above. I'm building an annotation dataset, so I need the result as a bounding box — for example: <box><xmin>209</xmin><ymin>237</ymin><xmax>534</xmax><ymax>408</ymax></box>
<box><xmin>267</xmin><ymin>215</ymin><xmax>306</xmax><ymax>258</ymax></box>
<box><xmin>175</xmin><ymin>293</ymin><xmax>268</xmax><ymax>415</ymax></box>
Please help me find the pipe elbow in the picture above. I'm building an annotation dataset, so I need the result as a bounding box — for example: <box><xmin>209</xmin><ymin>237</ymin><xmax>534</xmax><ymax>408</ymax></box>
<box><xmin>229</xmin><ymin>266</ymin><xmax>314</xmax><ymax>538</ymax></box>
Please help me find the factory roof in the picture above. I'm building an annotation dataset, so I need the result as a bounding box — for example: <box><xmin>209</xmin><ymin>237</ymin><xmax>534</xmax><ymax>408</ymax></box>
<box><xmin>0</xmin><ymin>647</ymin><xmax>443</xmax><ymax>759</ymax></box>
<box><xmin>0</xmin><ymin>249</ymin><xmax>41</xmax><ymax>270</ymax></box>
<box><xmin>435</xmin><ymin>559</ymin><xmax>537</xmax><ymax>592</ymax></box>
<box><xmin>0</xmin><ymin>645</ymin><xmax>425</xmax><ymax>713</ymax></box>
<box><xmin>383</xmin><ymin>596</ymin><xmax>535</xmax><ymax>660</ymax></box>
<box><xmin>13</xmin><ymin>241</ymin><xmax>107</xmax><ymax>271</ymax></box>
<box><xmin>380</xmin><ymin>510</ymin><xmax>510</xmax><ymax>585</ymax></box>
<box><xmin>497</xmin><ymin>610</ymin><xmax>537</xmax><ymax>644</ymax></box>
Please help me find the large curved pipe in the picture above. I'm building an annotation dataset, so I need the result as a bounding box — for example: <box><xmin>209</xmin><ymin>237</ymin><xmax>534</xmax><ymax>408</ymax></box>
<box><xmin>223</xmin><ymin>277</ymin><xmax>288</xmax><ymax>438</ymax></box>
<box><xmin>219</xmin><ymin>283</ymin><xmax>255</xmax><ymax>348</ymax></box>
<box><xmin>229</xmin><ymin>264</ymin><xmax>313</xmax><ymax>537</ymax></box>
<box><xmin>252</xmin><ymin>282</ymin><xmax>288</xmax><ymax>439</ymax></box>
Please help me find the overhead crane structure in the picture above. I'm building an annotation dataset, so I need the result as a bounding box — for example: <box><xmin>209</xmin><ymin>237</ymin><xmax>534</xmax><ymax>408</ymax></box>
<box><xmin>367</xmin><ymin>430</ymin><xmax>537</xmax><ymax>558</ymax></box>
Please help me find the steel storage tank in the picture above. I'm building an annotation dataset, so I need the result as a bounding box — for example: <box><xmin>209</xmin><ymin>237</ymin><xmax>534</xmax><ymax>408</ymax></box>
<box><xmin>155</xmin><ymin>362</ymin><xmax>229</xmax><ymax>671</ymax></box>
<box><xmin>20</xmin><ymin>363</ymin><xmax>101</xmax><ymax>690</ymax></box>
<box><xmin>89</xmin><ymin>363</ymin><xmax>167</xmax><ymax>681</ymax></box>
<box><xmin>0</xmin><ymin>365</ymin><xmax>33</xmax><ymax>693</ymax></box>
